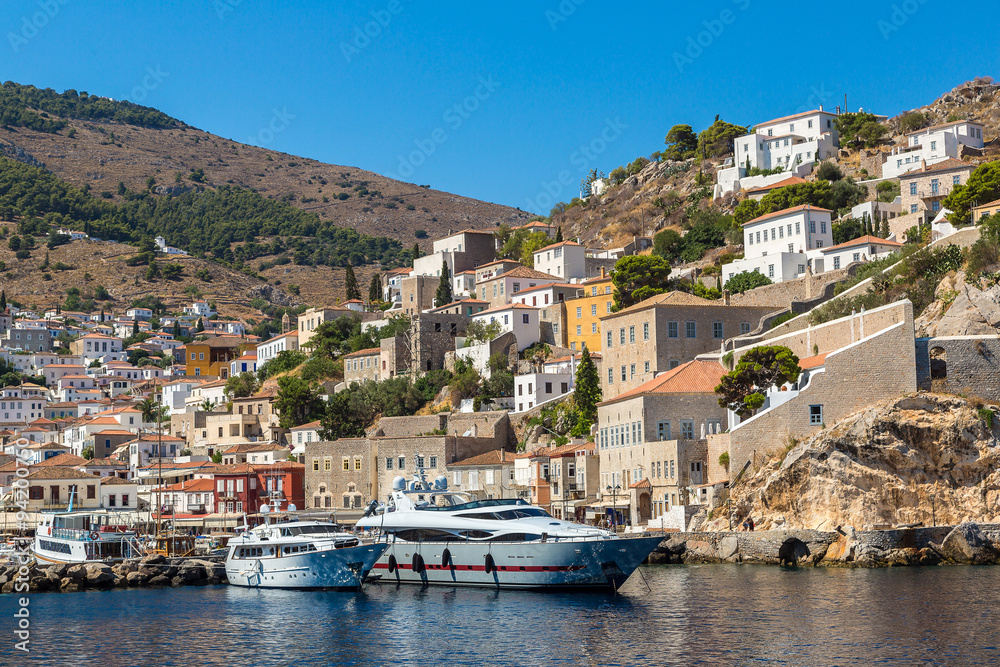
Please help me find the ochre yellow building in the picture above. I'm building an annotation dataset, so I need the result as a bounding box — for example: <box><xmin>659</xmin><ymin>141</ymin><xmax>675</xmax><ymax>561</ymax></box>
<box><xmin>565</xmin><ymin>273</ymin><xmax>615</xmax><ymax>353</ymax></box>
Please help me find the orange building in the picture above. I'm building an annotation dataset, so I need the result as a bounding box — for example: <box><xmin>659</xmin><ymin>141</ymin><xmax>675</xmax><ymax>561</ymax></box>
<box><xmin>564</xmin><ymin>272</ymin><xmax>615</xmax><ymax>353</ymax></box>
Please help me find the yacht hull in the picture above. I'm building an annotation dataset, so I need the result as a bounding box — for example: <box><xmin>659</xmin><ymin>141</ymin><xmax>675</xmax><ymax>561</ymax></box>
<box><xmin>225</xmin><ymin>543</ymin><xmax>388</xmax><ymax>590</ymax></box>
<box><xmin>371</xmin><ymin>535</ymin><xmax>663</xmax><ymax>589</ymax></box>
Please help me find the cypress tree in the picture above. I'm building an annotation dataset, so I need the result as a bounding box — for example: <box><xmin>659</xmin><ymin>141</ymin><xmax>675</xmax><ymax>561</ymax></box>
<box><xmin>572</xmin><ymin>344</ymin><xmax>602</xmax><ymax>436</ymax></box>
<box><xmin>132</xmin><ymin>317</ymin><xmax>139</xmax><ymax>338</ymax></box>
<box><xmin>435</xmin><ymin>260</ymin><xmax>453</xmax><ymax>306</ymax></box>
<box><xmin>0</xmin><ymin>290</ymin><xmax>5</xmax><ymax>312</ymax></box>
<box><xmin>344</xmin><ymin>264</ymin><xmax>361</xmax><ymax>301</ymax></box>
<box><xmin>555</xmin><ymin>226</ymin><xmax>563</xmax><ymax>242</ymax></box>
<box><xmin>368</xmin><ymin>274</ymin><xmax>381</xmax><ymax>304</ymax></box>
<box><xmin>412</xmin><ymin>243</ymin><xmax>422</xmax><ymax>264</ymax></box>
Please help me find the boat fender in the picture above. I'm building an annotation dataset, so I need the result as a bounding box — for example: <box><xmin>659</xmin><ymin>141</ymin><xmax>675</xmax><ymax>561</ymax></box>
<box><xmin>441</xmin><ymin>548</ymin><xmax>452</xmax><ymax>568</ymax></box>
<box><xmin>484</xmin><ymin>553</ymin><xmax>495</xmax><ymax>574</ymax></box>
<box><xmin>387</xmin><ymin>554</ymin><xmax>397</xmax><ymax>574</ymax></box>
<box><xmin>47</xmin><ymin>527</ymin><xmax>51</xmax><ymax>536</ymax></box>
<box><xmin>89</xmin><ymin>531</ymin><xmax>100</xmax><ymax>541</ymax></box>
<box><xmin>412</xmin><ymin>553</ymin><xmax>425</xmax><ymax>574</ymax></box>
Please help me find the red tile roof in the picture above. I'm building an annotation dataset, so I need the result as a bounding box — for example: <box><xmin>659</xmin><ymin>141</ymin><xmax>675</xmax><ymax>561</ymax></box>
<box><xmin>743</xmin><ymin>204</ymin><xmax>832</xmax><ymax>227</ymax></box>
<box><xmin>798</xmin><ymin>353</ymin><xmax>828</xmax><ymax>370</ymax></box>
<box><xmin>898</xmin><ymin>158</ymin><xmax>973</xmax><ymax>177</ymax></box>
<box><xmin>601</xmin><ymin>360</ymin><xmax>726</xmax><ymax>404</ymax></box>
<box><xmin>449</xmin><ymin>449</ymin><xmax>517</xmax><ymax>467</ymax></box>
<box><xmin>343</xmin><ymin>347</ymin><xmax>381</xmax><ymax>358</ymax></box>
<box><xmin>819</xmin><ymin>235</ymin><xmax>902</xmax><ymax>253</ymax></box>
<box><xmin>745</xmin><ymin>176</ymin><xmax>807</xmax><ymax>193</ymax></box>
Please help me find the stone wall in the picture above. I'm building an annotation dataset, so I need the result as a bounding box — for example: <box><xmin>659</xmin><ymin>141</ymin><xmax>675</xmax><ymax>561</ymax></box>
<box><xmin>726</xmin><ymin>267</ymin><xmax>852</xmax><ymax>309</ymax></box>
<box><xmin>303</xmin><ymin>438</ymin><xmax>376</xmax><ymax>508</ymax></box>
<box><xmin>917</xmin><ymin>335</ymin><xmax>1000</xmax><ymax>402</ymax></box>
<box><xmin>728</xmin><ymin>314</ymin><xmax>917</xmax><ymax>474</ymax></box>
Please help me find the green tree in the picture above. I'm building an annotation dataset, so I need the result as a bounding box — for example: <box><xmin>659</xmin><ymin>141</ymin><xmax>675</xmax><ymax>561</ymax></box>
<box><xmin>611</xmin><ymin>255</ymin><xmax>672</xmax><ymax>311</ymax></box>
<box><xmin>138</xmin><ymin>397</ymin><xmax>158</xmax><ymax>423</ymax></box>
<box><xmin>132</xmin><ymin>318</ymin><xmax>139</xmax><ymax>339</ymax></box>
<box><xmin>723</xmin><ymin>270</ymin><xmax>773</xmax><ymax>294</ymax></box>
<box><xmin>0</xmin><ymin>290</ymin><xmax>6</xmax><ymax>312</ymax></box>
<box><xmin>832</xmin><ymin>219</ymin><xmax>864</xmax><ymax>245</ymax></box>
<box><xmin>716</xmin><ymin>345</ymin><xmax>801</xmax><ymax>418</ymax></box>
<box><xmin>8</xmin><ymin>236</ymin><xmax>21</xmax><ymax>252</ymax></box>
<box><xmin>697</xmin><ymin>117</ymin><xmax>748</xmax><ymax>158</ymax></box>
<box><xmin>344</xmin><ymin>264</ymin><xmax>361</xmax><ymax>301</ymax></box>
<box><xmin>465</xmin><ymin>319</ymin><xmax>503</xmax><ymax>344</ymax></box>
<box><xmin>834</xmin><ymin>112</ymin><xmax>883</xmax><ymax>148</ymax></box>
<box><xmin>943</xmin><ymin>161</ymin><xmax>1000</xmax><ymax>225</ymax></box>
<box><xmin>368</xmin><ymin>273</ymin><xmax>381</xmax><ymax>303</ymax></box>
<box><xmin>275</xmin><ymin>376</ymin><xmax>323</xmax><ymax>428</ymax></box>
<box><xmin>815</xmin><ymin>161</ymin><xmax>843</xmax><ymax>181</ymax></box>
<box><xmin>733</xmin><ymin>198</ymin><xmax>760</xmax><ymax>226</ymax></box>
<box><xmin>435</xmin><ymin>259</ymin><xmax>453</xmax><ymax>306</ymax></box>
<box><xmin>411</xmin><ymin>243</ymin><xmax>421</xmax><ymax>264</ymax></box>
<box><xmin>555</xmin><ymin>226</ymin><xmax>563</xmax><ymax>242</ymax></box>
<box><xmin>81</xmin><ymin>445</ymin><xmax>95</xmax><ymax>460</ymax></box>
<box><xmin>652</xmin><ymin>229</ymin><xmax>682</xmax><ymax>259</ymax></box>
<box><xmin>758</xmin><ymin>180</ymin><xmax>833</xmax><ymax>215</ymax></box>
<box><xmin>196</xmin><ymin>317</ymin><xmax>204</xmax><ymax>333</ymax></box>
<box><xmin>663</xmin><ymin>124</ymin><xmax>698</xmax><ymax>160</ymax></box>
<box><xmin>572</xmin><ymin>345</ymin><xmax>601</xmax><ymax>436</ymax></box>
<box><xmin>520</xmin><ymin>231</ymin><xmax>551</xmax><ymax>267</ymax></box>
<box><xmin>257</xmin><ymin>349</ymin><xmax>307</xmax><ymax>381</ymax></box>
<box><xmin>225</xmin><ymin>372</ymin><xmax>260</xmax><ymax>400</ymax></box>
<box><xmin>898</xmin><ymin>111</ymin><xmax>929</xmax><ymax>133</ymax></box>
<box><xmin>302</xmin><ymin>315</ymin><xmax>363</xmax><ymax>360</ymax></box>
<box><xmin>162</xmin><ymin>263</ymin><xmax>183</xmax><ymax>280</ymax></box>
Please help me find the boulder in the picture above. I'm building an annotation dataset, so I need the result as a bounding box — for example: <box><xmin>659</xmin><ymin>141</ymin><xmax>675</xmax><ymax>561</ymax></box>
<box><xmin>717</xmin><ymin>536</ymin><xmax>739</xmax><ymax>560</ymax></box>
<box><xmin>84</xmin><ymin>564</ymin><xmax>115</xmax><ymax>588</ymax></box>
<box><xmin>141</xmin><ymin>553</ymin><xmax>167</xmax><ymax>566</ymax></box>
<box><xmin>46</xmin><ymin>563</ymin><xmax>69</xmax><ymax>578</ymax></box>
<box><xmin>939</xmin><ymin>522</ymin><xmax>999</xmax><ymax>564</ymax></box>
<box><xmin>126</xmin><ymin>571</ymin><xmax>149</xmax><ymax>587</ymax></box>
<box><xmin>146</xmin><ymin>574</ymin><xmax>172</xmax><ymax>587</ymax></box>
<box><xmin>170</xmin><ymin>576</ymin><xmax>186</xmax><ymax>587</ymax></box>
<box><xmin>113</xmin><ymin>574</ymin><xmax>127</xmax><ymax>588</ymax></box>
<box><xmin>42</xmin><ymin>570</ymin><xmax>62</xmax><ymax>590</ymax></box>
<box><xmin>1</xmin><ymin>581</ymin><xmax>15</xmax><ymax>594</ymax></box>
<box><xmin>176</xmin><ymin>566</ymin><xmax>203</xmax><ymax>583</ymax></box>
<box><xmin>112</xmin><ymin>562</ymin><xmax>137</xmax><ymax>576</ymax></box>
<box><xmin>66</xmin><ymin>565</ymin><xmax>88</xmax><ymax>581</ymax></box>
<box><xmin>60</xmin><ymin>578</ymin><xmax>82</xmax><ymax>592</ymax></box>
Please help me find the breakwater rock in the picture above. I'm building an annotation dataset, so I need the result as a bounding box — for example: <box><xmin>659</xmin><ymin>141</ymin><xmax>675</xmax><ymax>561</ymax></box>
<box><xmin>0</xmin><ymin>554</ymin><xmax>227</xmax><ymax>593</ymax></box>
<box><xmin>648</xmin><ymin>522</ymin><xmax>1000</xmax><ymax>567</ymax></box>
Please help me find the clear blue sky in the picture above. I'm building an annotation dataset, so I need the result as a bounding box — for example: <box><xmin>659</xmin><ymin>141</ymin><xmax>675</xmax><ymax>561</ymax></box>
<box><xmin>2</xmin><ymin>0</ymin><xmax>995</xmax><ymax>215</ymax></box>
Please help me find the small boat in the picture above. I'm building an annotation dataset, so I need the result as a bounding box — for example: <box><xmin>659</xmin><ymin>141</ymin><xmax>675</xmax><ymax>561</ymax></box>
<box><xmin>32</xmin><ymin>510</ymin><xmax>142</xmax><ymax>565</ymax></box>
<box><xmin>225</xmin><ymin>508</ymin><xmax>387</xmax><ymax>590</ymax></box>
<box><xmin>355</xmin><ymin>474</ymin><xmax>663</xmax><ymax>590</ymax></box>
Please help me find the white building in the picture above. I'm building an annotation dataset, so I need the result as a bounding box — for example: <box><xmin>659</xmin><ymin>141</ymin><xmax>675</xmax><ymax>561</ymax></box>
<box><xmin>470</xmin><ymin>304</ymin><xmax>540</xmax><ymax>351</ymax></box>
<box><xmin>850</xmin><ymin>198</ymin><xmax>902</xmax><ymax>227</ymax></box>
<box><xmin>882</xmin><ymin>120</ymin><xmax>984</xmax><ymax>179</ymax></box>
<box><xmin>162</xmin><ymin>379</ymin><xmax>206</xmax><ymax>415</ymax></box>
<box><xmin>155</xmin><ymin>236</ymin><xmax>186</xmax><ymax>255</ymax></box>
<box><xmin>819</xmin><ymin>235</ymin><xmax>902</xmax><ymax>271</ymax></box>
<box><xmin>722</xmin><ymin>204</ymin><xmax>834</xmax><ymax>284</ymax></box>
<box><xmin>513</xmin><ymin>372</ymin><xmax>574</xmax><ymax>413</ymax></box>
<box><xmin>230</xmin><ymin>352</ymin><xmax>258</xmax><ymax>377</ymax></box>
<box><xmin>183</xmin><ymin>301</ymin><xmax>216</xmax><ymax>318</ymax></box>
<box><xmin>512</xmin><ymin>282</ymin><xmax>580</xmax><ymax>309</ymax></box>
<box><xmin>533</xmin><ymin>241</ymin><xmax>586</xmax><ymax>281</ymax></box>
<box><xmin>717</xmin><ymin>108</ymin><xmax>842</xmax><ymax>195</ymax></box>
<box><xmin>256</xmin><ymin>331</ymin><xmax>300</xmax><ymax>365</ymax></box>
<box><xmin>453</xmin><ymin>270</ymin><xmax>477</xmax><ymax>298</ymax></box>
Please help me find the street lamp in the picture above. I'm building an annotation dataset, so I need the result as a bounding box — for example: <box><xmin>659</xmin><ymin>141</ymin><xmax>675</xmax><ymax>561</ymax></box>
<box><xmin>606</xmin><ymin>483</ymin><xmax>621</xmax><ymax>531</ymax></box>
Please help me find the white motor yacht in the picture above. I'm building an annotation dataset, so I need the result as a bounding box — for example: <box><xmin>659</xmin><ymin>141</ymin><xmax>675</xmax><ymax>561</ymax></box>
<box><xmin>32</xmin><ymin>510</ymin><xmax>141</xmax><ymax>565</ymax></box>
<box><xmin>225</xmin><ymin>513</ymin><xmax>387</xmax><ymax>590</ymax></box>
<box><xmin>355</xmin><ymin>474</ymin><xmax>663</xmax><ymax>590</ymax></box>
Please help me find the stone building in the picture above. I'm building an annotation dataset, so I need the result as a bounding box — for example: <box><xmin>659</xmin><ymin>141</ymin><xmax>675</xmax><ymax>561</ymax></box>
<box><xmin>445</xmin><ymin>449</ymin><xmax>517</xmax><ymax>500</ymax></box>
<box><xmin>399</xmin><ymin>274</ymin><xmax>440</xmax><ymax>315</ymax></box>
<box><xmin>547</xmin><ymin>441</ymin><xmax>600</xmax><ymax>522</ymax></box>
<box><xmin>600</xmin><ymin>292</ymin><xmax>779</xmax><ymax>400</ymax></box>
<box><xmin>303</xmin><ymin>438</ymin><xmax>375</xmax><ymax>510</ymax></box>
<box><xmin>343</xmin><ymin>347</ymin><xmax>382</xmax><ymax>384</ymax></box>
<box><xmin>890</xmin><ymin>158</ymin><xmax>975</xmax><ymax>239</ymax></box>
<box><xmin>474</xmin><ymin>266</ymin><xmax>561</xmax><ymax>308</ymax></box>
<box><xmin>596</xmin><ymin>359</ymin><xmax>729</xmax><ymax>525</ymax></box>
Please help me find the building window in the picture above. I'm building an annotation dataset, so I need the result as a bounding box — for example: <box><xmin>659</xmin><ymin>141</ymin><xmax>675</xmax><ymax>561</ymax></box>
<box><xmin>342</xmin><ymin>458</ymin><xmax>349</xmax><ymax>471</ymax></box>
<box><xmin>385</xmin><ymin>457</ymin><xmax>393</xmax><ymax>470</ymax></box>
<box><xmin>591</xmin><ymin>304</ymin><xmax>597</xmax><ymax>316</ymax></box>
<box><xmin>657</xmin><ymin>421</ymin><xmax>670</xmax><ymax>440</ymax></box>
<box><xmin>953</xmin><ymin>175</ymin><xmax>960</xmax><ymax>185</ymax></box>
<box><xmin>644</xmin><ymin>361</ymin><xmax>650</xmax><ymax>373</ymax></box>
<box><xmin>398</xmin><ymin>457</ymin><xmax>405</xmax><ymax>470</ymax></box>
<box><xmin>681</xmin><ymin>420</ymin><xmax>694</xmax><ymax>439</ymax></box>
<box><xmin>576</xmin><ymin>325</ymin><xmax>582</xmax><ymax>335</ymax></box>
<box><xmin>354</xmin><ymin>458</ymin><xmax>362</xmax><ymax>471</ymax></box>
<box><xmin>545</xmin><ymin>382</ymin><xmax>552</xmax><ymax>394</ymax></box>
<box><xmin>809</xmin><ymin>404</ymin><xmax>823</xmax><ymax>425</ymax></box>
<box><xmin>606</xmin><ymin>331</ymin><xmax>613</xmax><ymax>348</ymax></box>
<box><xmin>798</xmin><ymin>264</ymin><xmax>806</xmax><ymax>274</ymax></box>
<box><xmin>853</xmin><ymin>252</ymin><xmax>861</xmax><ymax>262</ymax></box>
<box><xmin>713</xmin><ymin>322</ymin><xmax>723</xmax><ymax>339</ymax></box>
<box><xmin>834</xmin><ymin>257</ymin><xmax>841</xmax><ymax>270</ymax></box>
<box><xmin>910</xmin><ymin>182</ymin><xmax>917</xmax><ymax>195</ymax></box>
<box><xmin>591</xmin><ymin>323</ymin><xmax>597</xmax><ymax>334</ymax></box>
<box><xmin>768</xmin><ymin>264</ymin><xmax>774</xmax><ymax>278</ymax></box>
<box><xmin>608</xmin><ymin>368</ymin><xmax>613</xmax><ymax>384</ymax></box>
<box><xmin>312</xmin><ymin>459</ymin><xmax>319</xmax><ymax>471</ymax></box>
<box><xmin>685</xmin><ymin>321</ymin><xmax>696</xmax><ymax>338</ymax></box>
<box><xmin>429</xmin><ymin>456</ymin><xmax>437</xmax><ymax>468</ymax></box>
<box><xmin>619</xmin><ymin>328</ymin><xmax>625</xmax><ymax>345</ymax></box>
<box><xmin>628</xmin><ymin>326</ymin><xmax>635</xmax><ymax>343</ymax></box>
<box><xmin>324</xmin><ymin>458</ymin><xmax>332</xmax><ymax>471</ymax></box>
<box><xmin>629</xmin><ymin>364</ymin><xmax>635</xmax><ymax>378</ymax></box>
<box><xmin>788</xmin><ymin>243</ymin><xmax>794</xmax><ymax>253</ymax></box>
<box><xmin>620</xmin><ymin>366</ymin><xmax>626</xmax><ymax>381</ymax></box>
<box><xmin>809</xmin><ymin>221</ymin><xmax>816</xmax><ymax>233</ymax></box>
<box><xmin>667</xmin><ymin>321</ymin><xmax>678</xmax><ymax>338</ymax></box>
<box><xmin>576</xmin><ymin>307</ymin><xmax>582</xmax><ymax>318</ymax></box>
<box><xmin>669</xmin><ymin>359</ymin><xmax>679</xmax><ymax>370</ymax></box>
<box><xmin>820</xmin><ymin>222</ymin><xmax>827</xmax><ymax>234</ymax></box>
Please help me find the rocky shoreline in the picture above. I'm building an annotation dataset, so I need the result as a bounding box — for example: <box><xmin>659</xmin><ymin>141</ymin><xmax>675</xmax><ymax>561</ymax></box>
<box><xmin>0</xmin><ymin>554</ymin><xmax>227</xmax><ymax>594</ymax></box>
<box><xmin>648</xmin><ymin>522</ymin><xmax>1000</xmax><ymax>567</ymax></box>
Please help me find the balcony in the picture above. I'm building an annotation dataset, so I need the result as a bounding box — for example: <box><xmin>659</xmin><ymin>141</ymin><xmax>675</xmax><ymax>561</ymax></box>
<box><xmin>918</xmin><ymin>186</ymin><xmax>953</xmax><ymax>200</ymax></box>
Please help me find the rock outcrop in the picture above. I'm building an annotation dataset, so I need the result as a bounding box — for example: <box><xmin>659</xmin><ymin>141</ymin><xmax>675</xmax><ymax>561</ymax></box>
<box><xmin>0</xmin><ymin>558</ymin><xmax>226</xmax><ymax>594</ymax></box>
<box><xmin>916</xmin><ymin>271</ymin><xmax>1000</xmax><ymax>337</ymax></box>
<box><xmin>710</xmin><ymin>393</ymin><xmax>1000</xmax><ymax>532</ymax></box>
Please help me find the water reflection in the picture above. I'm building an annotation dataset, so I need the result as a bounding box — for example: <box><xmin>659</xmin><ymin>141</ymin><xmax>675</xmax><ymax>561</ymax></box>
<box><xmin>3</xmin><ymin>565</ymin><xmax>1000</xmax><ymax>666</ymax></box>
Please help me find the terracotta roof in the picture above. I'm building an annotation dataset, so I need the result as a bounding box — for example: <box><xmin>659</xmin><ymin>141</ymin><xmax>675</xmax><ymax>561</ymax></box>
<box><xmin>156</xmin><ymin>478</ymin><xmax>215</xmax><ymax>493</ymax></box>
<box><xmin>601</xmin><ymin>360</ymin><xmax>726</xmax><ymax>404</ymax></box>
<box><xmin>547</xmin><ymin>441</ymin><xmax>595</xmax><ymax>457</ymax></box>
<box><xmin>798</xmin><ymin>353</ymin><xmax>828</xmax><ymax>370</ymax></box>
<box><xmin>84</xmin><ymin>457</ymin><xmax>128</xmax><ymax>467</ymax></box>
<box><xmin>906</xmin><ymin>119</ymin><xmax>982</xmax><ymax>136</ymax></box>
<box><xmin>222</xmin><ymin>442</ymin><xmax>287</xmax><ymax>454</ymax></box>
<box><xmin>343</xmin><ymin>347</ymin><xmax>381</xmax><ymax>358</ymax></box>
<box><xmin>100</xmin><ymin>476</ymin><xmax>136</xmax><ymax>485</ymax></box>
<box><xmin>26</xmin><ymin>467</ymin><xmax>96</xmax><ymax>480</ymax></box>
<box><xmin>480</xmin><ymin>265</ymin><xmax>560</xmax><ymax>282</ymax></box>
<box><xmin>91</xmin><ymin>429</ymin><xmax>135</xmax><ymax>436</ymax></box>
<box><xmin>475</xmin><ymin>259</ymin><xmax>521</xmax><ymax>269</ymax></box>
<box><xmin>756</xmin><ymin>108</ymin><xmax>835</xmax><ymax>126</ymax></box>
<box><xmin>535</xmin><ymin>240</ymin><xmax>582</xmax><ymax>253</ymax></box>
<box><xmin>449</xmin><ymin>449</ymin><xmax>517</xmax><ymax>467</ymax></box>
<box><xmin>602</xmin><ymin>291</ymin><xmax>715</xmax><ymax>318</ymax></box>
<box><xmin>819</xmin><ymin>235</ymin><xmax>902</xmax><ymax>253</ymax></box>
<box><xmin>212</xmin><ymin>461</ymin><xmax>304</xmax><ymax>475</ymax></box>
<box><xmin>973</xmin><ymin>198</ymin><xmax>1000</xmax><ymax>210</ymax></box>
<box><xmin>473</xmin><ymin>303</ymin><xmax>540</xmax><ymax>316</ymax></box>
<box><xmin>289</xmin><ymin>420</ymin><xmax>321</xmax><ymax>430</ymax></box>
<box><xmin>189</xmin><ymin>336</ymin><xmax>248</xmax><ymax>349</ymax></box>
<box><xmin>745</xmin><ymin>176</ymin><xmax>807</xmax><ymax>193</ymax></box>
<box><xmin>33</xmin><ymin>453</ymin><xmax>87</xmax><ymax>467</ymax></box>
<box><xmin>898</xmin><ymin>158</ymin><xmax>973</xmax><ymax>178</ymax></box>
<box><xmin>629</xmin><ymin>477</ymin><xmax>651</xmax><ymax>489</ymax></box>
<box><xmin>743</xmin><ymin>204</ymin><xmax>832</xmax><ymax>227</ymax></box>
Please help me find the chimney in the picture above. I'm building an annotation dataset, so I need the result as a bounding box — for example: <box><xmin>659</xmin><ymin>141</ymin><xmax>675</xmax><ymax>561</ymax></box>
<box><xmin>600</xmin><ymin>267</ymin><xmax>606</xmax><ymax>279</ymax></box>
<box><xmin>723</xmin><ymin>289</ymin><xmax>730</xmax><ymax>306</ymax></box>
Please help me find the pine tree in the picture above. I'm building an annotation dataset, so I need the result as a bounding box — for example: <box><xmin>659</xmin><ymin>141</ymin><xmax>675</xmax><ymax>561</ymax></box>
<box><xmin>344</xmin><ymin>264</ymin><xmax>361</xmax><ymax>301</ymax></box>
<box><xmin>172</xmin><ymin>320</ymin><xmax>181</xmax><ymax>338</ymax></box>
<box><xmin>368</xmin><ymin>274</ymin><xmax>381</xmax><ymax>304</ymax></box>
<box><xmin>572</xmin><ymin>344</ymin><xmax>602</xmax><ymax>436</ymax></box>
<box><xmin>435</xmin><ymin>260</ymin><xmax>453</xmax><ymax>306</ymax></box>
<box><xmin>196</xmin><ymin>317</ymin><xmax>204</xmax><ymax>333</ymax></box>
<box><xmin>879</xmin><ymin>216</ymin><xmax>889</xmax><ymax>239</ymax></box>
<box><xmin>555</xmin><ymin>226</ymin><xmax>563</xmax><ymax>242</ymax></box>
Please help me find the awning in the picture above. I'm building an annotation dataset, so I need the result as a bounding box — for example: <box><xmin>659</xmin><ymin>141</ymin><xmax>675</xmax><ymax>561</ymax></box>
<box><xmin>590</xmin><ymin>499</ymin><xmax>631</xmax><ymax>508</ymax></box>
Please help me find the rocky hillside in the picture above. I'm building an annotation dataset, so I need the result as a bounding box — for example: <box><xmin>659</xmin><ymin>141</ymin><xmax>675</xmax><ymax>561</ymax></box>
<box><xmin>916</xmin><ymin>270</ymin><xmax>1000</xmax><ymax>337</ymax></box>
<box><xmin>891</xmin><ymin>76</ymin><xmax>1000</xmax><ymax>141</ymax></box>
<box><xmin>0</xmin><ymin>85</ymin><xmax>530</xmax><ymax>246</ymax></box>
<box><xmin>712</xmin><ymin>394</ymin><xmax>1000</xmax><ymax>532</ymax></box>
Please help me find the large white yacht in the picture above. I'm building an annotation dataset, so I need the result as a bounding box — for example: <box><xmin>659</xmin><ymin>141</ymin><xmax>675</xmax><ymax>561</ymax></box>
<box><xmin>355</xmin><ymin>475</ymin><xmax>663</xmax><ymax>590</ymax></box>
<box><xmin>225</xmin><ymin>513</ymin><xmax>388</xmax><ymax>590</ymax></box>
<box><xmin>33</xmin><ymin>510</ymin><xmax>142</xmax><ymax>565</ymax></box>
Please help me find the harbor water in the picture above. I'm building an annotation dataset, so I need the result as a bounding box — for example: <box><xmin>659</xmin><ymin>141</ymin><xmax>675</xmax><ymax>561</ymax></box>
<box><xmin>3</xmin><ymin>564</ymin><xmax>999</xmax><ymax>666</ymax></box>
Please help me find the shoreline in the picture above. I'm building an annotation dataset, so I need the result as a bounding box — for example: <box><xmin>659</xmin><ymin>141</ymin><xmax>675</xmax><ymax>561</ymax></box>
<box><xmin>648</xmin><ymin>521</ymin><xmax>1000</xmax><ymax>567</ymax></box>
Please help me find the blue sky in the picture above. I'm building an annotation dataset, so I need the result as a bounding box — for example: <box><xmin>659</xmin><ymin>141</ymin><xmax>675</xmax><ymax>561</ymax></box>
<box><xmin>1</xmin><ymin>0</ymin><xmax>994</xmax><ymax>215</ymax></box>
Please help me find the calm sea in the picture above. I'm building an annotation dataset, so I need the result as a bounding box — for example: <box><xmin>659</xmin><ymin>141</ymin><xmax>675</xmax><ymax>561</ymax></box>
<box><xmin>3</xmin><ymin>565</ymin><xmax>999</xmax><ymax>666</ymax></box>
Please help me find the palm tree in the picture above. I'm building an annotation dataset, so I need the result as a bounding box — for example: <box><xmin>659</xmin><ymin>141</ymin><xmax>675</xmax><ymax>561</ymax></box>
<box><xmin>200</xmin><ymin>398</ymin><xmax>216</xmax><ymax>412</ymax></box>
<box><xmin>138</xmin><ymin>397</ymin><xmax>157</xmax><ymax>423</ymax></box>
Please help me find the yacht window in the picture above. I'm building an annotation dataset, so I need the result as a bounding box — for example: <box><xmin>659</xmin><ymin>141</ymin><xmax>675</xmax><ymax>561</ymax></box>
<box><xmin>458</xmin><ymin>530</ymin><xmax>494</xmax><ymax>539</ymax></box>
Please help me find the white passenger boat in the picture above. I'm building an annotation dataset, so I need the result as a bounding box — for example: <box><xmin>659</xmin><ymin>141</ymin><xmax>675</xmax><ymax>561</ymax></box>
<box><xmin>225</xmin><ymin>514</ymin><xmax>388</xmax><ymax>590</ymax></box>
<box><xmin>32</xmin><ymin>510</ymin><xmax>141</xmax><ymax>564</ymax></box>
<box><xmin>355</xmin><ymin>474</ymin><xmax>663</xmax><ymax>590</ymax></box>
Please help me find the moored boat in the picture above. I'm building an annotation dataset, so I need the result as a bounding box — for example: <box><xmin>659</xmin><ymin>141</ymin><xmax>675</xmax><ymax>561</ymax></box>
<box><xmin>32</xmin><ymin>510</ymin><xmax>142</xmax><ymax>565</ymax></box>
<box><xmin>355</xmin><ymin>474</ymin><xmax>663</xmax><ymax>590</ymax></box>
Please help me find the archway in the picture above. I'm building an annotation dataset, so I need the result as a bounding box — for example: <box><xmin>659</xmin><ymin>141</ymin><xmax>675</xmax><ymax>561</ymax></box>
<box><xmin>930</xmin><ymin>346</ymin><xmax>947</xmax><ymax>379</ymax></box>
<box><xmin>778</xmin><ymin>537</ymin><xmax>810</xmax><ymax>565</ymax></box>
